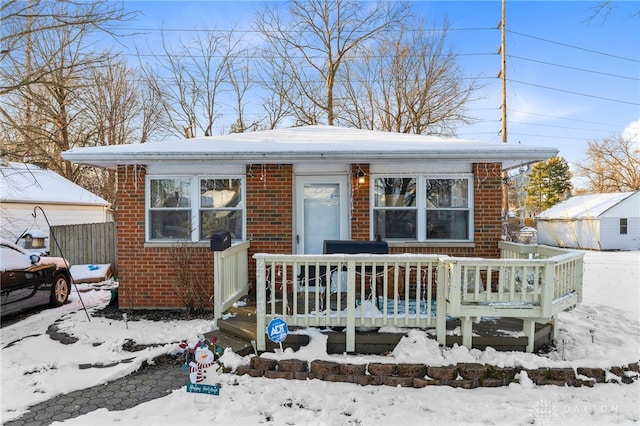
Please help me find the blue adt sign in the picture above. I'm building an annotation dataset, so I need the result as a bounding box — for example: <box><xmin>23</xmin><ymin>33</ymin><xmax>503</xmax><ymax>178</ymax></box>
<box><xmin>267</xmin><ymin>317</ymin><xmax>289</xmax><ymax>343</ymax></box>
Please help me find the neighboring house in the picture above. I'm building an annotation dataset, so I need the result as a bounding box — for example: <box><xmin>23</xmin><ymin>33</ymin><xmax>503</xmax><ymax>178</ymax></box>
<box><xmin>536</xmin><ymin>191</ymin><xmax>640</xmax><ymax>250</ymax></box>
<box><xmin>62</xmin><ymin>125</ymin><xmax>558</xmax><ymax>310</ymax></box>
<box><xmin>0</xmin><ymin>161</ymin><xmax>111</xmax><ymax>244</ymax></box>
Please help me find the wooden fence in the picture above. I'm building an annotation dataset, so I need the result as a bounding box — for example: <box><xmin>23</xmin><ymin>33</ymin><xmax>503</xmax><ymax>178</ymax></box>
<box><xmin>49</xmin><ymin>222</ymin><xmax>117</xmax><ymax>275</ymax></box>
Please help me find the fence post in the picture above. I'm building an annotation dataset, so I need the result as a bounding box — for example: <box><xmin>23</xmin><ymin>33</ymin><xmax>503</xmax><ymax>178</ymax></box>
<box><xmin>255</xmin><ymin>256</ymin><xmax>267</xmax><ymax>351</ymax></box>
<box><xmin>213</xmin><ymin>251</ymin><xmax>223</xmax><ymax>330</ymax></box>
<box><xmin>436</xmin><ymin>258</ymin><xmax>447</xmax><ymax>346</ymax></box>
<box><xmin>541</xmin><ymin>260</ymin><xmax>556</xmax><ymax>318</ymax></box>
<box><xmin>346</xmin><ymin>258</ymin><xmax>356</xmax><ymax>353</ymax></box>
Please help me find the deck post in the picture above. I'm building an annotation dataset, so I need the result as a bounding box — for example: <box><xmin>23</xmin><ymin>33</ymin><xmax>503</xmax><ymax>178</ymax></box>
<box><xmin>213</xmin><ymin>251</ymin><xmax>222</xmax><ymax>330</ymax></box>
<box><xmin>255</xmin><ymin>257</ymin><xmax>267</xmax><ymax>351</ymax></box>
<box><xmin>523</xmin><ymin>319</ymin><xmax>535</xmax><ymax>352</ymax></box>
<box><xmin>346</xmin><ymin>258</ymin><xmax>356</xmax><ymax>353</ymax></box>
<box><xmin>461</xmin><ymin>316</ymin><xmax>473</xmax><ymax>349</ymax></box>
<box><xmin>541</xmin><ymin>260</ymin><xmax>556</xmax><ymax>318</ymax></box>
<box><xmin>436</xmin><ymin>258</ymin><xmax>447</xmax><ymax>346</ymax></box>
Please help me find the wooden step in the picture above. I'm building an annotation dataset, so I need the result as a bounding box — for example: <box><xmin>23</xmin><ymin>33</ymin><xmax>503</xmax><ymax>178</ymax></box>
<box><xmin>205</xmin><ymin>328</ymin><xmax>256</xmax><ymax>357</ymax></box>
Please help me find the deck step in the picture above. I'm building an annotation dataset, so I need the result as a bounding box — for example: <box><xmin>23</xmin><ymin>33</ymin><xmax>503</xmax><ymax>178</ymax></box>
<box><xmin>211</xmin><ymin>301</ymin><xmax>553</xmax><ymax>355</ymax></box>
<box><xmin>205</xmin><ymin>328</ymin><xmax>256</xmax><ymax>357</ymax></box>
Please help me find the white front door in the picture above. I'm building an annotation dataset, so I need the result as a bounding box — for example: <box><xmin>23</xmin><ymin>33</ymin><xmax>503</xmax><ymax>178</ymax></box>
<box><xmin>295</xmin><ymin>175</ymin><xmax>349</xmax><ymax>254</ymax></box>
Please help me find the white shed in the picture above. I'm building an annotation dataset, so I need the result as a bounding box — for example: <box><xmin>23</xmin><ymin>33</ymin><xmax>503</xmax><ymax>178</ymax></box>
<box><xmin>536</xmin><ymin>191</ymin><xmax>640</xmax><ymax>250</ymax></box>
<box><xmin>0</xmin><ymin>161</ymin><xmax>111</xmax><ymax>243</ymax></box>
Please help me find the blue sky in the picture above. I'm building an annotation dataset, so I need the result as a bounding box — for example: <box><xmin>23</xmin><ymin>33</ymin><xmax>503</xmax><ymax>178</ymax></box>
<box><xmin>119</xmin><ymin>1</ymin><xmax>639</xmax><ymax>183</ymax></box>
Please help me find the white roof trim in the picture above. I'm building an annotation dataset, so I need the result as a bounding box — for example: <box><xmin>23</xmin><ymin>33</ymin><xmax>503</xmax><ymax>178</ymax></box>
<box><xmin>62</xmin><ymin>125</ymin><xmax>558</xmax><ymax>171</ymax></box>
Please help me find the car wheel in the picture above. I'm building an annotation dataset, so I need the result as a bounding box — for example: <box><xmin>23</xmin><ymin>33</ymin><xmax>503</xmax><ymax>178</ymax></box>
<box><xmin>50</xmin><ymin>274</ymin><xmax>70</xmax><ymax>307</ymax></box>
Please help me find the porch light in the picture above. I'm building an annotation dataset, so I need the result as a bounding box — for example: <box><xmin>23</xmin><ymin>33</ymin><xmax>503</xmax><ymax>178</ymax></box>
<box><xmin>356</xmin><ymin>170</ymin><xmax>366</xmax><ymax>185</ymax></box>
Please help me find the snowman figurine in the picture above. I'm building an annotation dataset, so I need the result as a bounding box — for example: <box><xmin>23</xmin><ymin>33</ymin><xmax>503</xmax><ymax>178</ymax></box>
<box><xmin>185</xmin><ymin>335</ymin><xmax>219</xmax><ymax>385</ymax></box>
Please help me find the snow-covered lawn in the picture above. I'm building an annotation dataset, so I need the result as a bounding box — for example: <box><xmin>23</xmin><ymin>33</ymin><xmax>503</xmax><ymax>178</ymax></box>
<box><xmin>1</xmin><ymin>250</ymin><xmax>638</xmax><ymax>425</ymax></box>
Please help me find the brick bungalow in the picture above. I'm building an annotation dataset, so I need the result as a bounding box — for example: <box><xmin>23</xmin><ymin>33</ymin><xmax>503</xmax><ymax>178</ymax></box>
<box><xmin>62</xmin><ymin>125</ymin><xmax>558</xmax><ymax>310</ymax></box>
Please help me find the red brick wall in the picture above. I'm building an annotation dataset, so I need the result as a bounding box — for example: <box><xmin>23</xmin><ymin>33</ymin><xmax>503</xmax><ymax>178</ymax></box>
<box><xmin>115</xmin><ymin>165</ymin><xmax>216</xmax><ymax>310</ymax></box>
<box><xmin>472</xmin><ymin>162</ymin><xmax>503</xmax><ymax>258</ymax></box>
<box><xmin>246</xmin><ymin>164</ymin><xmax>294</xmax><ymax>284</ymax></box>
<box><xmin>351</xmin><ymin>164</ymin><xmax>370</xmax><ymax>240</ymax></box>
<box><xmin>114</xmin><ymin>162</ymin><xmax>503</xmax><ymax>309</ymax></box>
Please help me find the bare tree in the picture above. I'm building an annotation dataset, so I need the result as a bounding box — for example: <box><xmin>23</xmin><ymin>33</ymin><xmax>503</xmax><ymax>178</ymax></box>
<box><xmin>255</xmin><ymin>0</ymin><xmax>411</xmax><ymax>125</ymax></box>
<box><xmin>228</xmin><ymin>55</ymin><xmax>259</xmax><ymax>133</ymax></box>
<box><xmin>0</xmin><ymin>20</ymin><xmax>108</xmax><ymax>178</ymax></box>
<box><xmin>76</xmin><ymin>57</ymin><xmax>148</xmax><ymax>203</ymax></box>
<box><xmin>575</xmin><ymin>135</ymin><xmax>640</xmax><ymax>192</ymax></box>
<box><xmin>341</xmin><ymin>18</ymin><xmax>479</xmax><ymax>135</ymax></box>
<box><xmin>140</xmin><ymin>29</ymin><xmax>244</xmax><ymax>138</ymax></box>
<box><xmin>0</xmin><ymin>0</ymin><xmax>135</xmax><ymax>95</ymax></box>
<box><xmin>0</xmin><ymin>1</ymin><xmax>151</xmax><ymax>206</ymax></box>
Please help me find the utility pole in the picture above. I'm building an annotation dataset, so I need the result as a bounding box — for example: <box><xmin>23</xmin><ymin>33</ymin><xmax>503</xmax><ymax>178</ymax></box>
<box><xmin>499</xmin><ymin>0</ymin><xmax>510</xmax><ymax>239</ymax></box>
<box><xmin>500</xmin><ymin>0</ymin><xmax>507</xmax><ymax>144</ymax></box>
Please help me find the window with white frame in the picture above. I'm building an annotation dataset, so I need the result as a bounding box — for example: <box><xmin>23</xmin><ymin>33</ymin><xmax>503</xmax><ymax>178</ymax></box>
<box><xmin>147</xmin><ymin>176</ymin><xmax>244</xmax><ymax>242</ymax></box>
<box><xmin>373</xmin><ymin>175</ymin><xmax>472</xmax><ymax>241</ymax></box>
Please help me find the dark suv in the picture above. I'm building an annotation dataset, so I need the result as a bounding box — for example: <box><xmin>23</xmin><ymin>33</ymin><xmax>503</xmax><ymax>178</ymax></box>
<box><xmin>1</xmin><ymin>238</ymin><xmax>72</xmax><ymax>317</ymax></box>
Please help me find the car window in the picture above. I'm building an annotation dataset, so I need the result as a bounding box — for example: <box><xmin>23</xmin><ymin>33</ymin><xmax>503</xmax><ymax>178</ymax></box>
<box><xmin>1</xmin><ymin>244</ymin><xmax>33</xmax><ymax>271</ymax></box>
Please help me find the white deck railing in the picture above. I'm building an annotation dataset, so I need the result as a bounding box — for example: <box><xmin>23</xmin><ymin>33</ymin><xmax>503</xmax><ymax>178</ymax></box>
<box><xmin>213</xmin><ymin>241</ymin><xmax>251</xmax><ymax>329</ymax></box>
<box><xmin>252</xmin><ymin>243</ymin><xmax>584</xmax><ymax>353</ymax></box>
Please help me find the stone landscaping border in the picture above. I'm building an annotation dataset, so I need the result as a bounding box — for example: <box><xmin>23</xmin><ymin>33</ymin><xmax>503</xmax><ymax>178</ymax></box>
<box><xmin>231</xmin><ymin>357</ymin><xmax>640</xmax><ymax>388</ymax></box>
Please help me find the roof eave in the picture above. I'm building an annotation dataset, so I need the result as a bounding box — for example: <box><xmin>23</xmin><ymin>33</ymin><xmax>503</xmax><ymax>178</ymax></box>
<box><xmin>62</xmin><ymin>148</ymin><xmax>558</xmax><ymax>170</ymax></box>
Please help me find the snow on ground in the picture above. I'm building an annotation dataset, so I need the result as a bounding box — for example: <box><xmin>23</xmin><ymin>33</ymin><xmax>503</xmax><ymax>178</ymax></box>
<box><xmin>1</xmin><ymin>250</ymin><xmax>639</xmax><ymax>425</ymax></box>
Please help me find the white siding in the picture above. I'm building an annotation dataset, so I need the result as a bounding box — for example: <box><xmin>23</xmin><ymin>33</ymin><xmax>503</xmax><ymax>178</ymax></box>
<box><xmin>602</xmin><ymin>192</ymin><xmax>640</xmax><ymax>218</ymax></box>
<box><xmin>597</xmin><ymin>192</ymin><xmax>640</xmax><ymax>250</ymax></box>
<box><xmin>600</xmin><ymin>217</ymin><xmax>640</xmax><ymax>250</ymax></box>
<box><xmin>0</xmin><ymin>202</ymin><xmax>109</xmax><ymax>241</ymax></box>
<box><xmin>536</xmin><ymin>219</ymin><xmax>601</xmax><ymax>250</ymax></box>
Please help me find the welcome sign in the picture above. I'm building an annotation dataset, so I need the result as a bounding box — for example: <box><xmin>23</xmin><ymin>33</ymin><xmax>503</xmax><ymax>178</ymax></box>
<box><xmin>186</xmin><ymin>383</ymin><xmax>220</xmax><ymax>396</ymax></box>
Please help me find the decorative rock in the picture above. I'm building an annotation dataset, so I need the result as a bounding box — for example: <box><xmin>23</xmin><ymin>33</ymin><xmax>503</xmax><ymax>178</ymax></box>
<box><xmin>413</xmin><ymin>377</ymin><xmax>438</xmax><ymax>388</ymax></box>
<box><xmin>264</xmin><ymin>370</ymin><xmax>294</xmax><ymax>379</ymax></box>
<box><xmin>340</xmin><ymin>363</ymin><xmax>367</xmax><ymax>375</ymax></box>
<box><xmin>609</xmin><ymin>366</ymin><xmax>625</xmax><ymax>377</ymax></box>
<box><xmin>548</xmin><ymin>367</ymin><xmax>575</xmax><ymax>384</ymax></box>
<box><xmin>324</xmin><ymin>374</ymin><xmax>354</xmax><ymax>383</ymax></box>
<box><xmin>294</xmin><ymin>372</ymin><xmax>314</xmax><ymax>380</ymax></box>
<box><xmin>353</xmin><ymin>375</ymin><xmax>383</xmax><ymax>386</ymax></box>
<box><xmin>627</xmin><ymin>362</ymin><xmax>639</xmax><ymax>373</ymax></box>
<box><xmin>447</xmin><ymin>379</ymin><xmax>475</xmax><ymax>389</ymax></box>
<box><xmin>525</xmin><ymin>368</ymin><xmax>549</xmax><ymax>385</ymax></box>
<box><xmin>487</xmin><ymin>366</ymin><xmax>517</xmax><ymax>384</ymax></box>
<box><xmin>235</xmin><ymin>365</ymin><xmax>251</xmax><ymax>376</ymax></box>
<box><xmin>427</xmin><ymin>366</ymin><xmax>457</xmax><ymax>384</ymax></box>
<box><xmin>458</xmin><ymin>363</ymin><xmax>487</xmax><ymax>385</ymax></box>
<box><xmin>240</xmin><ymin>360</ymin><xmax>636</xmax><ymax>389</ymax></box>
<box><xmin>577</xmin><ymin>367</ymin><xmax>605</xmax><ymax>383</ymax></box>
<box><xmin>368</xmin><ymin>363</ymin><xmax>397</xmax><ymax>376</ymax></box>
<box><xmin>310</xmin><ymin>360</ymin><xmax>341</xmax><ymax>376</ymax></box>
<box><xmin>480</xmin><ymin>378</ymin><xmax>505</xmax><ymax>387</ymax></box>
<box><xmin>396</xmin><ymin>363</ymin><xmax>427</xmax><ymax>378</ymax></box>
<box><xmin>250</xmin><ymin>356</ymin><xmax>277</xmax><ymax>371</ymax></box>
<box><xmin>383</xmin><ymin>376</ymin><xmax>414</xmax><ymax>387</ymax></box>
<box><xmin>278</xmin><ymin>359</ymin><xmax>308</xmax><ymax>373</ymax></box>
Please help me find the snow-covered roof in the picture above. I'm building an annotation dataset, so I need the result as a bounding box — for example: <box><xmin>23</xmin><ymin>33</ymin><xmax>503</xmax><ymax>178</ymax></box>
<box><xmin>537</xmin><ymin>192</ymin><xmax>637</xmax><ymax>219</ymax></box>
<box><xmin>62</xmin><ymin>125</ymin><xmax>558</xmax><ymax>171</ymax></box>
<box><xmin>0</xmin><ymin>161</ymin><xmax>110</xmax><ymax>206</ymax></box>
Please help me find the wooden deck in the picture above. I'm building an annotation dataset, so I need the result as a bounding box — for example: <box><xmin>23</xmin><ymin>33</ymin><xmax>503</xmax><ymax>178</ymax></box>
<box><xmin>207</xmin><ymin>297</ymin><xmax>554</xmax><ymax>356</ymax></box>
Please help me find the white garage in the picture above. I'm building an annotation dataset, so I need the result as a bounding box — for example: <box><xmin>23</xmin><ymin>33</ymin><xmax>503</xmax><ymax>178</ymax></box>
<box><xmin>536</xmin><ymin>191</ymin><xmax>640</xmax><ymax>250</ymax></box>
<box><xmin>0</xmin><ymin>161</ymin><xmax>111</xmax><ymax>244</ymax></box>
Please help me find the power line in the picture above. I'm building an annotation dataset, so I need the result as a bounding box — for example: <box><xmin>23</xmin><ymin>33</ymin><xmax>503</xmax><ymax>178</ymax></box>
<box><xmin>508</xmin><ymin>110</ymin><xmax>625</xmax><ymax>128</ymax></box>
<box><xmin>509</xmin><ymin>79</ymin><xmax>640</xmax><ymax>106</ymax></box>
<box><xmin>508</xmin><ymin>30</ymin><xmax>639</xmax><ymax>63</ymax></box>
<box><xmin>508</xmin><ymin>55</ymin><xmax>639</xmax><ymax>81</ymax></box>
<box><xmin>509</xmin><ymin>120</ymin><xmax>620</xmax><ymax>134</ymax></box>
